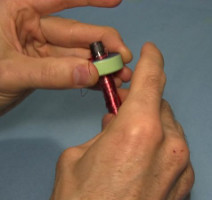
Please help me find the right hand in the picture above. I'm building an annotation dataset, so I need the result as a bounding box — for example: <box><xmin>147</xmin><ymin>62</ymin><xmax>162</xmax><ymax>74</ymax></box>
<box><xmin>50</xmin><ymin>43</ymin><xmax>194</xmax><ymax>200</ymax></box>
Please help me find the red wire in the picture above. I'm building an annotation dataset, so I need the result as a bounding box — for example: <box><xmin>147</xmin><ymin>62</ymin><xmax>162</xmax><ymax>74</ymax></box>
<box><xmin>94</xmin><ymin>55</ymin><xmax>121</xmax><ymax>115</ymax></box>
<box><xmin>99</xmin><ymin>74</ymin><xmax>121</xmax><ymax>115</ymax></box>
<box><xmin>90</xmin><ymin>42</ymin><xmax>121</xmax><ymax>115</ymax></box>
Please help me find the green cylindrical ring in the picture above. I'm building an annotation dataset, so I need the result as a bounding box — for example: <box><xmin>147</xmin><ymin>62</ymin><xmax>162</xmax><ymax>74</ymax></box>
<box><xmin>93</xmin><ymin>53</ymin><xmax>123</xmax><ymax>76</ymax></box>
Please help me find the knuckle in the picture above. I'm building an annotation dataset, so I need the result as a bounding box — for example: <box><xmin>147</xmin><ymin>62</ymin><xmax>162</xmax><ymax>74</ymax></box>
<box><xmin>184</xmin><ymin>164</ymin><xmax>195</xmax><ymax>189</ymax></box>
<box><xmin>187</xmin><ymin>165</ymin><xmax>195</xmax><ymax>189</ymax></box>
<box><xmin>57</xmin><ymin>148</ymin><xmax>71</xmax><ymax>167</ymax></box>
<box><xmin>174</xmin><ymin>165</ymin><xmax>195</xmax><ymax>199</ymax></box>
<box><xmin>121</xmin><ymin>116</ymin><xmax>164</xmax><ymax>149</ymax></box>
<box><xmin>161</xmin><ymin>99</ymin><xmax>171</xmax><ymax>110</ymax></box>
<box><xmin>56</xmin><ymin>147</ymin><xmax>82</xmax><ymax>169</ymax></box>
<box><xmin>33</xmin><ymin>41</ymin><xmax>49</xmax><ymax>57</ymax></box>
<box><xmin>141</xmin><ymin>120</ymin><xmax>163</xmax><ymax>143</ymax></box>
<box><xmin>176</xmin><ymin>122</ymin><xmax>185</xmax><ymax>136</ymax></box>
<box><xmin>161</xmin><ymin>99</ymin><xmax>174</xmax><ymax>116</ymax></box>
<box><xmin>165</xmin><ymin>138</ymin><xmax>190</xmax><ymax>168</ymax></box>
<box><xmin>143</xmin><ymin>71</ymin><xmax>166</xmax><ymax>92</ymax></box>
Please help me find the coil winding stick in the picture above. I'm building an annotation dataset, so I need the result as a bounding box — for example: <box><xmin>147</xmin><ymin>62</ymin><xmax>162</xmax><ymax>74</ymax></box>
<box><xmin>90</xmin><ymin>41</ymin><xmax>124</xmax><ymax>115</ymax></box>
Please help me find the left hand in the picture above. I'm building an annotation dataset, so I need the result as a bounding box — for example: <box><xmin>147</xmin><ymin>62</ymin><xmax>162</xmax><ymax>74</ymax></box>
<box><xmin>0</xmin><ymin>0</ymin><xmax>132</xmax><ymax>115</ymax></box>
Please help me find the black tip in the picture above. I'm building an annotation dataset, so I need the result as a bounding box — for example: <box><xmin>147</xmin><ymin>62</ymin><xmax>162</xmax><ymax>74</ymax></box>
<box><xmin>90</xmin><ymin>41</ymin><xmax>105</xmax><ymax>58</ymax></box>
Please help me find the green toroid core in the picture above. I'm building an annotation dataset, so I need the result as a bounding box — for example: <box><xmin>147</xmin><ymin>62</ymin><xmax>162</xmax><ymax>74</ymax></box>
<box><xmin>93</xmin><ymin>53</ymin><xmax>123</xmax><ymax>76</ymax></box>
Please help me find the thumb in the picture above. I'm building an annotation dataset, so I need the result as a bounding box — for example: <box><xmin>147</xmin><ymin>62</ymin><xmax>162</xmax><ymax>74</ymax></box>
<box><xmin>1</xmin><ymin>55</ymin><xmax>99</xmax><ymax>91</ymax></box>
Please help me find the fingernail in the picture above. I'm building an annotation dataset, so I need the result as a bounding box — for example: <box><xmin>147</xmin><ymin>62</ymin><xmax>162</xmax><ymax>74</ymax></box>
<box><xmin>73</xmin><ymin>65</ymin><xmax>91</xmax><ymax>86</ymax></box>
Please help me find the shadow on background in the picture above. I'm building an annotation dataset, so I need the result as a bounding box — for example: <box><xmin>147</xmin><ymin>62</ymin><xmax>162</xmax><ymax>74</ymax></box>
<box><xmin>0</xmin><ymin>138</ymin><xmax>63</xmax><ymax>200</ymax></box>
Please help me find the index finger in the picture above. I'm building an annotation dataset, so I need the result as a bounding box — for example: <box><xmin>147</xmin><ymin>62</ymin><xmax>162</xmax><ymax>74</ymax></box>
<box><xmin>40</xmin><ymin>17</ymin><xmax>133</xmax><ymax>63</ymax></box>
<box><xmin>126</xmin><ymin>42</ymin><xmax>166</xmax><ymax>115</ymax></box>
<box><xmin>28</xmin><ymin>0</ymin><xmax>122</xmax><ymax>15</ymax></box>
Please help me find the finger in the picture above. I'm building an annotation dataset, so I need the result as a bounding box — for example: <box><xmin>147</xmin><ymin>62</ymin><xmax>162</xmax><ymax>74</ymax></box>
<box><xmin>117</xmin><ymin>88</ymin><xmax>129</xmax><ymax>102</ymax></box>
<box><xmin>112</xmin><ymin>67</ymin><xmax>133</xmax><ymax>88</ymax></box>
<box><xmin>32</xmin><ymin>41</ymin><xmax>91</xmax><ymax>58</ymax></box>
<box><xmin>114</xmin><ymin>66</ymin><xmax>133</xmax><ymax>83</ymax></box>
<box><xmin>160</xmin><ymin>100</ymin><xmax>187</xmax><ymax>140</ymax></box>
<box><xmin>113</xmin><ymin>77</ymin><xmax>122</xmax><ymax>88</ymax></box>
<box><xmin>0</xmin><ymin>54</ymin><xmax>99</xmax><ymax>91</ymax></box>
<box><xmin>28</xmin><ymin>0</ymin><xmax>122</xmax><ymax>15</ymax></box>
<box><xmin>40</xmin><ymin>17</ymin><xmax>132</xmax><ymax>63</ymax></box>
<box><xmin>126</xmin><ymin>42</ymin><xmax>166</xmax><ymax>115</ymax></box>
<box><xmin>47</xmin><ymin>46</ymin><xmax>90</xmax><ymax>58</ymax></box>
<box><xmin>145</xmin><ymin>131</ymin><xmax>191</xmax><ymax>199</ymax></box>
<box><xmin>102</xmin><ymin>113</ymin><xmax>115</xmax><ymax>129</ymax></box>
<box><xmin>166</xmin><ymin>163</ymin><xmax>195</xmax><ymax>200</ymax></box>
<box><xmin>0</xmin><ymin>89</ymin><xmax>33</xmax><ymax>116</ymax></box>
<box><xmin>32</xmin><ymin>41</ymin><xmax>132</xmax><ymax>83</ymax></box>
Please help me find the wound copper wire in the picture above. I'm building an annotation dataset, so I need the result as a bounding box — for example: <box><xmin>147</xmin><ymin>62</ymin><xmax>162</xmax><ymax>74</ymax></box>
<box><xmin>90</xmin><ymin>41</ymin><xmax>121</xmax><ymax>115</ymax></box>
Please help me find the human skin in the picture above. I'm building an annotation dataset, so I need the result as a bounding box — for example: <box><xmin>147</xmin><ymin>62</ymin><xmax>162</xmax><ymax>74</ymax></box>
<box><xmin>50</xmin><ymin>43</ymin><xmax>194</xmax><ymax>200</ymax></box>
<box><xmin>0</xmin><ymin>0</ymin><xmax>194</xmax><ymax>199</ymax></box>
<box><xmin>0</xmin><ymin>0</ymin><xmax>132</xmax><ymax>115</ymax></box>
